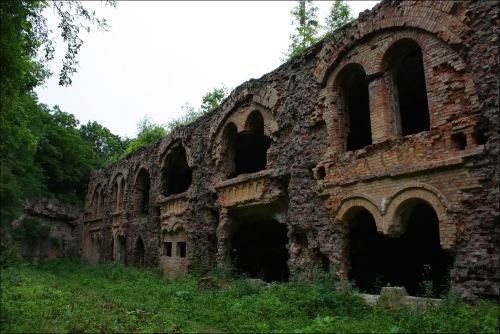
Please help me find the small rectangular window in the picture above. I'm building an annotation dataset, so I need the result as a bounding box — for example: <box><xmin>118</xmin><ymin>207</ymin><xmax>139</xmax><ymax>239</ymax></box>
<box><xmin>163</xmin><ymin>242</ymin><xmax>172</xmax><ymax>257</ymax></box>
<box><xmin>177</xmin><ymin>241</ymin><xmax>186</xmax><ymax>258</ymax></box>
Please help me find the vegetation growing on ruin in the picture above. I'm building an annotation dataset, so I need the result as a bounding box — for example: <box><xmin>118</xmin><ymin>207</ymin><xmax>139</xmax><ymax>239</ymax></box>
<box><xmin>1</xmin><ymin>259</ymin><xmax>498</xmax><ymax>333</ymax></box>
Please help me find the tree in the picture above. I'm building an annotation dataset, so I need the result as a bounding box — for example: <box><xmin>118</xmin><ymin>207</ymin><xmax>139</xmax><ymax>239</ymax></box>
<box><xmin>123</xmin><ymin>116</ymin><xmax>166</xmax><ymax>156</ymax></box>
<box><xmin>286</xmin><ymin>0</ymin><xmax>320</xmax><ymax>59</ymax></box>
<box><xmin>80</xmin><ymin>121</ymin><xmax>128</xmax><ymax>168</ymax></box>
<box><xmin>325</xmin><ymin>0</ymin><xmax>353</xmax><ymax>37</ymax></box>
<box><xmin>200</xmin><ymin>85</ymin><xmax>229</xmax><ymax>114</ymax></box>
<box><xmin>0</xmin><ymin>1</ymin><xmax>116</xmax><ymax>225</ymax></box>
<box><xmin>167</xmin><ymin>85</ymin><xmax>230</xmax><ymax>131</ymax></box>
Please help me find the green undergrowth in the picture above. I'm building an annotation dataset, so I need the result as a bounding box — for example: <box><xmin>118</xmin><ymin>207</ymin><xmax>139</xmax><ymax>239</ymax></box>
<box><xmin>1</xmin><ymin>259</ymin><xmax>498</xmax><ymax>333</ymax></box>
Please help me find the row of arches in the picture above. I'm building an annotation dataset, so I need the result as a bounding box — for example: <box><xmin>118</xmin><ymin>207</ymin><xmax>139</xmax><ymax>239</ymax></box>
<box><xmin>111</xmin><ymin>234</ymin><xmax>145</xmax><ymax>266</ymax></box>
<box><xmin>346</xmin><ymin>202</ymin><xmax>451</xmax><ymax>296</ymax></box>
<box><xmin>337</xmin><ymin>39</ymin><xmax>430</xmax><ymax>152</ymax></box>
<box><xmin>89</xmin><ymin>107</ymin><xmax>276</xmax><ymax>217</ymax></box>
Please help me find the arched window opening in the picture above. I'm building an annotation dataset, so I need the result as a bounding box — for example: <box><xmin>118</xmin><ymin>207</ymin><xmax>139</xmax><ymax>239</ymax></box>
<box><xmin>226</xmin><ymin>111</ymin><xmax>271</xmax><ymax>178</ymax></box>
<box><xmin>112</xmin><ymin>183</ymin><xmax>119</xmax><ymax>212</ymax></box>
<box><xmin>339</xmin><ymin>65</ymin><xmax>372</xmax><ymax>151</ymax></box>
<box><xmin>222</xmin><ymin>123</ymin><xmax>238</xmax><ymax>178</ymax></box>
<box><xmin>135</xmin><ymin>168</ymin><xmax>150</xmax><ymax>215</ymax></box>
<box><xmin>98</xmin><ymin>188</ymin><xmax>104</xmax><ymax>216</ymax></box>
<box><xmin>119</xmin><ymin>178</ymin><xmax>125</xmax><ymax>211</ymax></box>
<box><xmin>387</xmin><ymin>40</ymin><xmax>430</xmax><ymax>136</ymax></box>
<box><xmin>91</xmin><ymin>185</ymin><xmax>102</xmax><ymax>216</ymax></box>
<box><xmin>114</xmin><ymin>235</ymin><xmax>126</xmax><ymax>264</ymax></box>
<box><xmin>230</xmin><ymin>214</ymin><xmax>289</xmax><ymax>282</ymax></box>
<box><xmin>162</xmin><ymin>145</ymin><xmax>192</xmax><ymax>196</ymax></box>
<box><xmin>134</xmin><ymin>237</ymin><xmax>145</xmax><ymax>266</ymax></box>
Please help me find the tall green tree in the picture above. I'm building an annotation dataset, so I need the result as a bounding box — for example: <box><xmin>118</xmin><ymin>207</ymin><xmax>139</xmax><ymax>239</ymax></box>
<box><xmin>325</xmin><ymin>0</ymin><xmax>353</xmax><ymax>37</ymax></box>
<box><xmin>167</xmin><ymin>85</ymin><xmax>229</xmax><ymax>131</ymax></box>
<box><xmin>80</xmin><ymin>121</ymin><xmax>129</xmax><ymax>168</ymax></box>
<box><xmin>123</xmin><ymin>116</ymin><xmax>166</xmax><ymax>156</ymax></box>
<box><xmin>0</xmin><ymin>1</ymin><xmax>116</xmax><ymax>224</ymax></box>
<box><xmin>200</xmin><ymin>85</ymin><xmax>229</xmax><ymax>114</ymax></box>
<box><xmin>286</xmin><ymin>0</ymin><xmax>320</xmax><ymax>59</ymax></box>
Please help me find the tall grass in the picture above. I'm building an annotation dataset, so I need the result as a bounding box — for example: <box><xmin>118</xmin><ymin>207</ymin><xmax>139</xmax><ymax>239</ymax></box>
<box><xmin>1</xmin><ymin>259</ymin><xmax>498</xmax><ymax>333</ymax></box>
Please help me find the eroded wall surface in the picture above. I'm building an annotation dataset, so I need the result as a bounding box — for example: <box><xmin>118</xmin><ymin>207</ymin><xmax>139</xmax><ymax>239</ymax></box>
<box><xmin>80</xmin><ymin>0</ymin><xmax>499</xmax><ymax>297</ymax></box>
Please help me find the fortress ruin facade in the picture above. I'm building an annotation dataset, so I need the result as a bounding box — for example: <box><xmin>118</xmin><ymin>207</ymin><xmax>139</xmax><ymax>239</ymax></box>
<box><xmin>81</xmin><ymin>0</ymin><xmax>499</xmax><ymax>298</ymax></box>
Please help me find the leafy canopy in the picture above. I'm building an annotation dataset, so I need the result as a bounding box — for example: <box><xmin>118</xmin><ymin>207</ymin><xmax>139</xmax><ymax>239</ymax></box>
<box><xmin>325</xmin><ymin>0</ymin><xmax>353</xmax><ymax>36</ymax></box>
<box><xmin>287</xmin><ymin>0</ymin><xmax>320</xmax><ymax>59</ymax></box>
<box><xmin>0</xmin><ymin>1</ymin><xmax>117</xmax><ymax>224</ymax></box>
<box><xmin>286</xmin><ymin>0</ymin><xmax>354</xmax><ymax>59</ymax></box>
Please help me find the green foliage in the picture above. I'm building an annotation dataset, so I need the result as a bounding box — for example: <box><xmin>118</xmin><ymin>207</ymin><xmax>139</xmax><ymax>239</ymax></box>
<box><xmin>1</xmin><ymin>260</ymin><xmax>498</xmax><ymax>333</ymax></box>
<box><xmin>122</xmin><ymin>116</ymin><xmax>166</xmax><ymax>157</ymax></box>
<box><xmin>0</xmin><ymin>1</ymin><xmax>117</xmax><ymax>225</ymax></box>
<box><xmin>12</xmin><ymin>217</ymin><xmax>50</xmax><ymax>241</ymax></box>
<box><xmin>287</xmin><ymin>0</ymin><xmax>320</xmax><ymax>59</ymax></box>
<box><xmin>79</xmin><ymin>121</ymin><xmax>129</xmax><ymax>168</ymax></box>
<box><xmin>167</xmin><ymin>85</ymin><xmax>229</xmax><ymax>131</ymax></box>
<box><xmin>286</xmin><ymin>0</ymin><xmax>353</xmax><ymax>59</ymax></box>
<box><xmin>200</xmin><ymin>85</ymin><xmax>229</xmax><ymax>114</ymax></box>
<box><xmin>325</xmin><ymin>0</ymin><xmax>353</xmax><ymax>37</ymax></box>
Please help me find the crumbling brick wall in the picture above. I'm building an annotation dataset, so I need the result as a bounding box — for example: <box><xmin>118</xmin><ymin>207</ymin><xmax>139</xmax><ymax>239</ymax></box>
<box><xmin>80</xmin><ymin>0</ymin><xmax>499</xmax><ymax>298</ymax></box>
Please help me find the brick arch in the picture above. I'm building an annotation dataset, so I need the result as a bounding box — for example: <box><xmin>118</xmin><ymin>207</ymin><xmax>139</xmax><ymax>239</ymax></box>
<box><xmin>314</xmin><ymin>1</ymin><xmax>470</xmax><ymax>84</ymax></box>
<box><xmin>210</xmin><ymin>102</ymin><xmax>278</xmax><ymax>178</ymax></box>
<box><xmin>334</xmin><ymin>195</ymin><xmax>383</xmax><ymax>233</ymax></box>
<box><xmin>210</xmin><ymin>102</ymin><xmax>278</xmax><ymax>155</ymax></box>
<box><xmin>160</xmin><ymin>140</ymin><xmax>194</xmax><ymax>168</ymax></box>
<box><xmin>325</xmin><ymin>62</ymin><xmax>371</xmax><ymax>151</ymax></box>
<box><xmin>109</xmin><ymin>171</ymin><xmax>127</xmax><ymax>191</ymax></box>
<box><xmin>132</xmin><ymin>164</ymin><xmax>149</xmax><ymax>183</ymax></box>
<box><xmin>318</xmin><ymin>27</ymin><xmax>480</xmax><ymax>152</ymax></box>
<box><xmin>384</xmin><ymin>185</ymin><xmax>455</xmax><ymax>250</ymax></box>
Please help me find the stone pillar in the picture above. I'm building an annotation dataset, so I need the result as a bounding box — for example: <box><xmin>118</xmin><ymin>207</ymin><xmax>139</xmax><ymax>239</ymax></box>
<box><xmin>216</xmin><ymin>208</ymin><xmax>232</xmax><ymax>268</ymax></box>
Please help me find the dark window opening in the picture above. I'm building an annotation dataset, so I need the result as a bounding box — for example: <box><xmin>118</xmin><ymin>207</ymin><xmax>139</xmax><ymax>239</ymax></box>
<box><xmin>390</xmin><ymin>41</ymin><xmax>430</xmax><ymax>136</ymax></box>
<box><xmin>118</xmin><ymin>236</ymin><xmax>126</xmax><ymax>264</ymax></box>
<box><xmin>347</xmin><ymin>204</ymin><xmax>452</xmax><ymax>297</ymax></box>
<box><xmin>317</xmin><ymin>166</ymin><xmax>326</xmax><ymax>180</ymax></box>
<box><xmin>163</xmin><ymin>242</ymin><xmax>172</xmax><ymax>257</ymax></box>
<box><xmin>162</xmin><ymin>145</ymin><xmax>192</xmax><ymax>196</ymax></box>
<box><xmin>339</xmin><ymin>65</ymin><xmax>372</xmax><ymax>151</ymax></box>
<box><xmin>177</xmin><ymin>241</ymin><xmax>186</xmax><ymax>258</ymax></box>
<box><xmin>226</xmin><ymin>111</ymin><xmax>271</xmax><ymax>178</ymax></box>
<box><xmin>316</xmin><ymin>253</ymin><xmax>330</xmax><ymax>272</ymax></box>
<box><xmin>451</xmin><ymin>132</ymin><xmax>467</xmax><ymax>151</ymax></box>
<box><xmin>473</xmin><ymin>130</ymin><xmax>487</xmax><ymax>145</ymax></box>
<box><xmin>135</xmin><ymin>237</ymin><xmax>145</xmax><ymax>266</ymax></box>
<box><xmin>231</xmin><ymin>215</ymin><xmax>289</xmax><ymax>282</ymax></box>
<box><xmin>293</xmin><ymin>232</ymin><xmax>308</xmax><ymax>247</ymax></box>
<box><xmin>135</xmin><ymin>168</ymin><xmax>150</xmax><ymax>214</ymax></box>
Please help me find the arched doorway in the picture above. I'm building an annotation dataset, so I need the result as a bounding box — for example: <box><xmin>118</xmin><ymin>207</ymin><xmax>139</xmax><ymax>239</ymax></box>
<box><xmin>347</xmin><ymin>208</ymin><xmax>382</xmax><ymax>292</ymax></box>
<box><xmin>230</xmin><ymin>214</ymin><xmax>289</xmax><ymax>282</ymax></box>
<box><xmin>393</xmin><ymin>202</ymin><xmax>453</xmax><ymax>296</ymax></box>
<box><xmin>134</xmin><ymin>237</ymin><xmax>145</xmax><ymax>267</ymax></box>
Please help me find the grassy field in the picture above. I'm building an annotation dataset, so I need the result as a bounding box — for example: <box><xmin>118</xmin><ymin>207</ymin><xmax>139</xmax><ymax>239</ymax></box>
<box><xmin>1</xmin><ymin>259</ymin><xmax>498</xmax><ymax>333</ymax></box>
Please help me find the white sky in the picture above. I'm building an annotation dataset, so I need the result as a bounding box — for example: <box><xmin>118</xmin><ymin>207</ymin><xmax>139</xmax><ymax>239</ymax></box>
<box><xmin>35</xmin><ymin>1</ymin><xmax>379</xmax><ymax>138</ymax></box>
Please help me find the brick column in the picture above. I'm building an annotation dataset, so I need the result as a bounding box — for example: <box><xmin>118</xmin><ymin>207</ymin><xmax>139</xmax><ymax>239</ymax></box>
<box><xmin>368</xmin><ymin>75</ymin><xmax>393</xmax><ymax>143</ymax></box>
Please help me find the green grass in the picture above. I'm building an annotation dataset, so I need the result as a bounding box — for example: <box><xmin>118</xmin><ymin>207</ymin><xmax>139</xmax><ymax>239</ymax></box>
<box><xmin>1</xmin><ymin>259</ymin><xmax>498</xmax><ymax>333</ymax></box>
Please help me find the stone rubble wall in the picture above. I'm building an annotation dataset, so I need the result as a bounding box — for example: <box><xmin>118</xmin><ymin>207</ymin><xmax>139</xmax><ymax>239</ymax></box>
<box><xmin>79</xmin><ymin>0</ymin><xmax>499</xmax><ymax>298</ymax></box>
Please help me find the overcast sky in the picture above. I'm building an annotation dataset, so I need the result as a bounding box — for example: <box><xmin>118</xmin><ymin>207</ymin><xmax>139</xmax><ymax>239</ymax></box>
<box><xmin>35</xmin><ymin>1</ymin><xmax>379</xmax><ymax>138</ymax></box>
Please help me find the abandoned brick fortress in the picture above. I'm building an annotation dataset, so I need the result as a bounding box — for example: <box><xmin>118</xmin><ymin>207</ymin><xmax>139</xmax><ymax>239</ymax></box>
<box><xmin>81</xmin><ymin>0</ymin><xmax>499</xmax><ymax>298</ymax></box>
